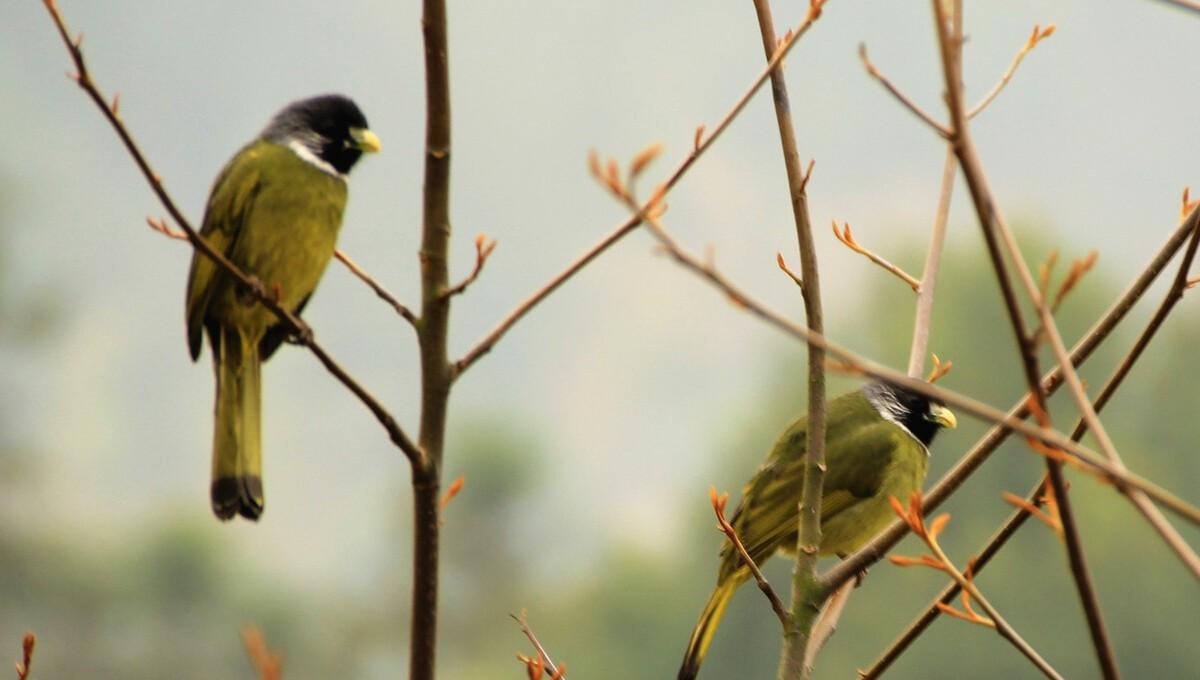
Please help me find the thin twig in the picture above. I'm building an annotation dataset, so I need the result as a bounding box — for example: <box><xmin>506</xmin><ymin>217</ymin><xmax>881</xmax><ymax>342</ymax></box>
<box><xmin>453</xmin><ymin>0</ymin><xmax>829</xmax><ymax>379</ymax></box>
<box><xmin>1150</xmin><ymin>0</ymin><xmax>1200</xmax><ymax>15</ymax></box>
<box><xmin>710</xmin><ymin>487</ymin><xmax>790</xmax><ymax>628</ymax></box>
<box><xmin>41</xmin><ymin>0</ymin><xmax>426</xmax><ymax>470</ymax></box>
<box><xmin>832</xmin><ymin>221</ymin><xmax>921</xmax><ymax>291</ymax></box>
<box><xmin>825</xmin><ymin>212</ymin><xmax>1200</xmax><ymax>590</ymax></box>
<box><xmin>442</xmin><ymin>233</ymin><xmax>496</xmax><ymax>299</ymax></box>
<box><xmin>907</xmin><ymin>146</ymin><xmax>956</xmax><ymax>377</ymax></box>
<box><xmin>511</xmin><ymin>611</ymin><xmax>565</xmax><ymax>680</ymax></box>
<box><xmin>804</xmin><ymin>580</ymin><xmax>853</xmax><ymax>673</ymax></box>
<box><xmin>150</xmin><ymin>213</ymin><xmax>418</xmax><ymax>326</ymax></box>
<box><xmin>241</xmin><ymin>626</ymin><xmax>283</xmax><ymax>680</ymax></box>
<box><xmin>861</xmin><ymin>477</ymin><xmax>1046</xmax><ymax>678</ymax></box>
<box><xmin>967</xmin><ymin>24</ymin><xmax>1056</xmax><ymax>118</ymax></box>
<box><xmin>890</xmin><ymin>497</ymin><xmax>1064</xmax><ymax>680</ymax></box>
<box><xmin>150</xmin><ymin>214</ymin><xmax>417</xmax><ymax>326</ymax></box>
<box><xmin>858</xmin><ymin>43</ymin><xmax>951</xmax><ymax>138</ymax></box>
<box><xmin>334</xmin><ymin>250</ymin><xmax>418</xmax><ymax>326</ymax></box>
<box><xmin>776</xmin><ymin>253</ymin><xmax>805</xmax><ymax>291</ymax></box>
<box><xmin>15</xmin><ymin>633</ymin><xmax>34</xmax><ymax>680</ymax></box>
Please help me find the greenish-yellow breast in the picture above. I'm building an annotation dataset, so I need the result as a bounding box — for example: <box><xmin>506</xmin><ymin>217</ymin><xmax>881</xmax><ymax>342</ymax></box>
<box><xmin>185</xmin><ymin>139</ymin><xmax>348</xmax><ymax>347</ymax></box>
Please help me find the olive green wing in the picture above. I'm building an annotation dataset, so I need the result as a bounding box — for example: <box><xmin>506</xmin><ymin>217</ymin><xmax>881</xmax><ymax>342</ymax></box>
<box><xmin>185</xmin><ymin>142</ymin><xmax>264</xmax><ymax>360</ymax></box>
<box><xmin>721</xmin><ymin>402</ymin><xmax>909</xmax><ymax>575</ymax></box>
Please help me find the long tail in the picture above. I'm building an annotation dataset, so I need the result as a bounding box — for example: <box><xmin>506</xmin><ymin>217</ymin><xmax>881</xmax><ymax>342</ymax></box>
<box><xmin>210</xmin><ymin>326</ymin><xmax>264</xmax><ymax>521</ymax></box>
<box><xmin>678</xmin><ymin>577</ymin><xmax>739</xmax><ymax>680</ymax></box>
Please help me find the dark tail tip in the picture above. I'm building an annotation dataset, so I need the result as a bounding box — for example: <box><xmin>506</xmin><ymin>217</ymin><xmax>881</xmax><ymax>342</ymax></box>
<box><xmin>211</xmin><ymin>476</ymin><xmax>264</xmax><ymax>521</ymax></box>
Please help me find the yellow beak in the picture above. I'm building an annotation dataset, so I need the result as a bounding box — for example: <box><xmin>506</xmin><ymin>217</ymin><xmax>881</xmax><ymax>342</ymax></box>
<box><xmin>350</xmin><ymin>127</ymin><xmax>382</xmax><ymax>153</ymax></box>
<box><xmin>929</xmin><ymin>404</ymin><xmax>957</xmax><ymax>429</ymax></box>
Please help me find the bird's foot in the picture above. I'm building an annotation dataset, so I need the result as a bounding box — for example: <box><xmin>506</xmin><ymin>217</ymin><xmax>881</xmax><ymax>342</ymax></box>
<box><xmin>287</xmin><ymin>321</ymin><xmax>314</xmax><ymax>346</ymax></box>
<box><xmin>836</xmin><ymin>553</ymin><xmax>869</xmax><ymax>587</ymax></box>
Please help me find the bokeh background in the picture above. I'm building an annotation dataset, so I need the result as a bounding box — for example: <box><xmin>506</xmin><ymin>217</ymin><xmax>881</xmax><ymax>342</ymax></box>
<box><xmin>3</xmin><ymin>1</ymin><xmax>1199</xmax><ymax>678</ymax></box>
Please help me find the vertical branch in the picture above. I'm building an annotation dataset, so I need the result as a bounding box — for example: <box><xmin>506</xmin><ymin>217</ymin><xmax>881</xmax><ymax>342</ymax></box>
<box><xmin>412</xmin><ymin>0</ymin><xmax>453</xmax><ymax>679</ymax></box>
<box><xmin>748</xmin><ymin>1</ymin><xmax>827</xmax><ymax>677</ymax></box>
<box><xmin>906</xmin><ymin>145</ymin><xmax>956</xmax><ymax>377</ymax></box>
<box><xmin>928</xmin><ymin>3</ymin><xmax>1120</xmax><ymax>677</ymax></box>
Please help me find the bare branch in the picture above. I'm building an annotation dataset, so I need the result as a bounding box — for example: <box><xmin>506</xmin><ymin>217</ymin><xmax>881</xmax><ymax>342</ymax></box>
<box><xmin>710</xmin><ymin>487</ymin><xmax>790</xmax><ymax>628</ymax></box>
<box><xmin>832</xmin><ymin>221</ymin><xmax>921</xmax><ymax>291</ymax></box>
<box><xmin>241</xmin><ymin>626</ymin><xmax>283</xmax><ymax>680</ymax></box>
<box><xmin>907</xmin><ymin>146</ymin><xmax>956</xmax><ymax>377</ymax></box>
<box><xmin>932</xmin><ymin>0</ymin><xmax>1200</xmax><ymax>579</ymax></box>
<box><xmin>967</xmin><ymin>24</ymin><xmax>1056</xmax><ymax>118</ymax></box>
<box><xmin>454</xmin><ymin>2</ymin><xmax>829</xmax><ymax>378</ymax></box>
<box><xmin>776</xmin><ymin>252</ymin><xmax>805</xmax><ymax>291</ymax></box>
<box><xmin>889</xmin><ymin>496</ymin><xmax>1063</xmax><ymax>679</ymax></box>
<box><xmin>511</xmin><ymin>611</ymin><xmax>565</xmax><ymax>680</ymax></box>
<box><xmin>929</xmin><ymin>6</ymin><xmax>1124</xmax><ymax>675</ymax></box>
<box><xmin>410</xmin><ymin>0</ymin><xmax>455</xmax><ymax>677</ymax></box>
<box><xmin>334</xmin><ymin>250</ymin><xmax>418</xmax><ymax>326</ymax></box>
<box><xmin>858</xmin><ymin>43</ymin><xmax>951</xmax><ymax>137</ymax></box>
<box><xmin>749</xmin><ymin>3</ymin><xmax>829</xmax><ymax>675</ymax></box>
<box><xmin>145</xmin><ymin>215</ymin><xmax>415</xmax><ymax>325</ymax></box>
<box><xmin>926</xmin><ymin>353</ymin><xmax>953</xmax><ymax>384</ymax></box>
<box><xmin>15</xmin><ymin>632</ymin><xmax>35</xmax><ymax>680</ymax></box>
<box><xmin>1150</xmin><ymin>0</ymin><xmax>1200</xmax><ymax>15</ymax></box>
<box><xmin>442</xmin><ymin>233</ymin><xmax>496</xmax><ymax>299</ymax></box>
<box><xmin>803</xmin><ymin>580</ymin><xmax>853</xmax><ymax>673</ymax></box>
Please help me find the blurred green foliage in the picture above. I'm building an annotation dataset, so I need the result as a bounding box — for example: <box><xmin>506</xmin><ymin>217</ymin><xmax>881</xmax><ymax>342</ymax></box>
<box><xmin>1</xmin><ymin>226</ymin><xmax>1197</xmax><ymax>678</ymax></box>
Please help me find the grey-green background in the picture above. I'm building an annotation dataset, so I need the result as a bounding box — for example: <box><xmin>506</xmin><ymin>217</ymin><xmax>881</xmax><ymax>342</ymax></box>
<box><xmin>3</xmin><ymin>1</ymin><xmax>1198</xmax><ymax>678</ymax></box>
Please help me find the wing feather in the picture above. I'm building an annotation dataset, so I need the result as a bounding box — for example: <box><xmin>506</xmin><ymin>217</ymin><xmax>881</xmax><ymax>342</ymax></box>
<box><xmin>184</xmin><ymin>143</ymin><xmax>264</xmax><ymax>359</ymax></box>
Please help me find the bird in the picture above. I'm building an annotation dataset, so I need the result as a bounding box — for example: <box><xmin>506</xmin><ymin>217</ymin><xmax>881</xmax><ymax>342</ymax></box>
<box><xmin>184</xmin><ymin>94</ymin><xmax>381</xmax><ymax>521</ymax></box>
<box><xmin>678</xmin><ymin>380</ymin><xmax>956</xmax><ymax>679</ymax></box>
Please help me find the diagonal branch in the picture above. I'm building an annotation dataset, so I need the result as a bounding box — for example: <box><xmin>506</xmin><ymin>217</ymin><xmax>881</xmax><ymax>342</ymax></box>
<box><xmin>711</xmin><ymin>487</ymin><xmax>789</xmax><ymax>628</ymax></box>
<box><xmin>967</xmin><ymin>24</ymin><xmax>1056</xmax><ymax>118</ymax></box>
<box><xmin>1150</xmin><ymin>0</ymin><xmax>1200</xmax><ymax>15</ymax></box>
<box><xmin>148</xmin><ymin>215</ymin><xmax>417</xmax><ymax>327</ymax></box>
<box><xmin>929</xmin><ymin>6</ymin><xmax>1118</xmax><ymax>675</ymax></box>
<box><xmin>452</xmin><ymin>1</ymin><xmax>829</xmax><ymax>379</ymax></box>
<box><xmin>858</xmin><ymin>43</ymin><xmax>951</xmax><ymax>137</ymax></box>
<box><xmin>334</xmin><ymin>250</ymin><xmax>418</xmax><ymax>327</ymax></box>
<box><xmin>832</xmin><ymin>222</ymin><xmax>921</xmax><ymax>292</ymax></box>
<box><xmin>511</xmin><ymin>611</ymin><xmax>565</xmax><ymax>680</ymax></box>
<box><xmin>890</xmin><ymin>497</ymin><xmax>1063</xmax><ymax>679</ymax></box>
<box><xmin>931</xmin><ymin>0</ymin><xmax>1200</xmax><ymax>580</ymax></box>
<box><xmin>41</xmin><ymin>0</ymin><xmax>426</xmax><ymax>471</ymax></box>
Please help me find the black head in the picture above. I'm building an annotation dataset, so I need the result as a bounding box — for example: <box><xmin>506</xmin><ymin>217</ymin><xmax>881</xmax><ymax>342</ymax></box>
<box><xmin>863</xmin><ymin>381</ymin><xmax>957</xmax><ymax>447</ymax></box>
<box><xmin>261</xmin><ymin>94</ymin><xmax>380</xmax><ymax>175</ymax></box>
